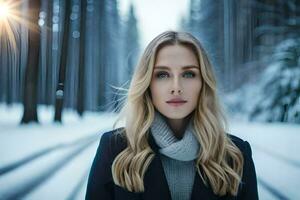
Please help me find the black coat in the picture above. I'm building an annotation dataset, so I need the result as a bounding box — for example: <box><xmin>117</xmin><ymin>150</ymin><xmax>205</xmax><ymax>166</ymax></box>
<box><xmin>86</xmin><ymin>128</ymin><xmax>258</xmax><ymax>200</ymax></box>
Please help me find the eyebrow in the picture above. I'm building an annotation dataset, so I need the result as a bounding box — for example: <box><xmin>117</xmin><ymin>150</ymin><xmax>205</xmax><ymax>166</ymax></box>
<box><xmin>154</xmin><ymin>65</ymin><xmax>199</xmax><ymax>70</ymax></box>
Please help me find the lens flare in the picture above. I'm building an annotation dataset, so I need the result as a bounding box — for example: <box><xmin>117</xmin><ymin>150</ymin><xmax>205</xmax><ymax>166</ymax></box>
<box><xmin>0</xmin><ymin>0</ymin><xmax>41</xmax><ymax>47</ymax></box>
<box><xmin>0</xmin><ymin>2</ymin><xmax>10</xmax><ymax>19</ymax></box>
<box><xmin>0</xmin><ymin>1</ymin><xmax>18</xmax><ymax>51</ymax></box>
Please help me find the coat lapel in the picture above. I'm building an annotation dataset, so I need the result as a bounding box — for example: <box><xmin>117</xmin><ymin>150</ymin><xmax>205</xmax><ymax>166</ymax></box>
<box><xmin>142</xmin><ymin>154</ymin><xmax>172</xmax><ymax>200</ymax></box>
<box><xmin>141</xmin><ymin>131</ymin><xmax>172</xmax><ymax>200</ymax></box>
<box><xmin>191</xmin><ymin>169</ymin><xmax>220</xmax><ymax>200</ymax></box>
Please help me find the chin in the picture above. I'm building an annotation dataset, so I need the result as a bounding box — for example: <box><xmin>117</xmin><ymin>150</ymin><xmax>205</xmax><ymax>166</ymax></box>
<box><xmin>160</xmin><ymin>111</ymin><xmax>191</xmax><ymax>120</ymax></box>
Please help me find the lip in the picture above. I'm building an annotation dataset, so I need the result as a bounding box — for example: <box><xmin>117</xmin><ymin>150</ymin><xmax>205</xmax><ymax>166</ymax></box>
<box><xmin>166</xmin><ymin>98</ymin><xmax>187</xmax><ymax>107</ymax></box>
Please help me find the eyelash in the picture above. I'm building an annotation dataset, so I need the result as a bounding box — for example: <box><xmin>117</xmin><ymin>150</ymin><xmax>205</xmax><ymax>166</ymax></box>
<box><xmin>155</xmin><ymin>71</ymin><xmax>196</xmax><ymax>79</ymax></box>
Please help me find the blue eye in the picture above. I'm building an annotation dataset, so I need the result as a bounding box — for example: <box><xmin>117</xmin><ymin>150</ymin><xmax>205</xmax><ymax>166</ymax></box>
<box><xmin>155</xmin><ymin>71</ymin><xmax>169</xmax><ymax>79</ymax></box>
<box><xmin>183</xmin><ymin>71</ymin><xmax>196</xmax><ymax>78</ymax></box>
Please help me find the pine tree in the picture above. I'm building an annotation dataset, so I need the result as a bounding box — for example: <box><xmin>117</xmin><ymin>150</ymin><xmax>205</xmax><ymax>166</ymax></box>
<box><xmin>247</xmin><ymin>0</ymin><xmax>300</xmax><ymax>123</ymax></box>
<box><xmin>250</xmin><ymin>38</ymin><xmax>300</xmax><ymax>123</ymax></box>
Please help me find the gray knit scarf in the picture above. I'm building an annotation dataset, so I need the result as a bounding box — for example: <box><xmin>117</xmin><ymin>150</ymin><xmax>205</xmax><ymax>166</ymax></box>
<box><xmin>150</xmin><ymin>111</ymin><xmax>200</xmax><ymax>161</ymax></box>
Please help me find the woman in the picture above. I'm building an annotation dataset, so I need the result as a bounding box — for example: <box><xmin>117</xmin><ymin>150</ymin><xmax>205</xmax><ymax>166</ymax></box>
<box><xmin>86</xmin><ymin>31</ymin><xmax>258</xmax><ymax>200</ymax></box>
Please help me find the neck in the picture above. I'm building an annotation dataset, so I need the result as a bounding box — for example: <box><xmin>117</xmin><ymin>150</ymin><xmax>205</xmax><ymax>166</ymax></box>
<box><xmin>166</xmin><ymin>115</ymin><xmax>191</xmax><ymax>139</ymax></box>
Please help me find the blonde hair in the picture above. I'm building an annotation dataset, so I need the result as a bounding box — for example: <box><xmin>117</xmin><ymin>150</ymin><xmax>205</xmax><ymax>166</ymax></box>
<box><xmin>112</xmin><ymin>31</ymin><xmax>243</xmax><ymax>196</ymax></box>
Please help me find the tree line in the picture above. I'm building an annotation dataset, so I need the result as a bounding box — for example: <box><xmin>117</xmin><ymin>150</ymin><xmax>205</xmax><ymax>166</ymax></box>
<box><xmin>182</xmin><ymin>0</ymin><xmax>300</xmax><ymax>123</ymax></box>
<box><xmin>0</xmin><ymin>0</ymin><xmax>140</xmax><ymax>123</ymax></box>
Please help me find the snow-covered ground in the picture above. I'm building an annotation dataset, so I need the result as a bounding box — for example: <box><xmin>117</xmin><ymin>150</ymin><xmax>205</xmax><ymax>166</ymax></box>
<box><xmin>229</xmin><ymin>120</ymin><xmax>300</xmax><ymax>200</ymax></box>
<box><xmin>0</xmin><ymin>104</ymin><xmax>120</xmax><ymax>200</ymax></box>
<box><xmin>0</xmin><ymin>104</ymin><xmax>299</xmax><ymax>199</ymax></box>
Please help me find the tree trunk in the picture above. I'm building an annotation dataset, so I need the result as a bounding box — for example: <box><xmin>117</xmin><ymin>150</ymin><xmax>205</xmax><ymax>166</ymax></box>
<box><xmin>46</xmin><ymin>0</ymin><xmax>53</xmax><ymax>105</ymax></box>
<box><xmin>54</xmin><ymin>0</ymin><xmax>71</xmax><ymax>122</ymax></box>
<box><xmin>21</xmin><ymin>0</ymin><xmax>41</xmax><ymax>124</ymax></box>
<box><xmin>77</xmin><ymin>0</ymin><xmax>87</xmax><ymax>116</ymax></box>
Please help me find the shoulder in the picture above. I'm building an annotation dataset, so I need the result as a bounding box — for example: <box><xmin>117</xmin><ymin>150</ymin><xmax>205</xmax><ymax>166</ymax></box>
<box><xmin>86</xmin><ymin>128</ymin><xmax>128</xmax><ymax>199</ymax></box>
<box><xmin>88</xmin><ymin>128</ymin><xmax>127</xmax><ymax>182</ymax></box>
<box><xmin>99</xmin><ymin>127</ymin><xmax>128</xmax><ymax>158</ymax></box>
<box><xmin>227</xmin><ymin>134</ymin><xmax>253</xmax><ymax>158</ymax></box>
<box><xmin>227</xmin><ymin>134</ymin><xmax>259</xmax><ymax>199</ymax></box>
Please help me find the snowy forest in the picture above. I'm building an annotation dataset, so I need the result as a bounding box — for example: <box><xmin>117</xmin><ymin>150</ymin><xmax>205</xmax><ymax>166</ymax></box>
<box><xmin>182</xmin><ymin>0</ymin><xmax>300</xmax><ymax>123</ymax></box>
<box><xmin>0</xmin><ymin>0</ymin><xmax>139</xmax><ymax>123</ymax></box>
<box><xmin>0</xmin><ymin>0</ymin><xmax>300</xmax><ymax>199</ymax></box>
<box><xmin>0</xmin><ymin>0</ymin><xmax>299</xmax><ymax>124</ymax></box>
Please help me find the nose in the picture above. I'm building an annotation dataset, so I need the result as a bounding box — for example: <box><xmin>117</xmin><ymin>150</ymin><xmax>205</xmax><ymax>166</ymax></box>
<box><xmin>170</xmin><ymin>76</ymin><xmax>183</xmax><ymax>95</ymax></box>
<box><xmin>171</xmin><ymin>89</ymin><xmax>182</xmax><ymax>95</ymax></box>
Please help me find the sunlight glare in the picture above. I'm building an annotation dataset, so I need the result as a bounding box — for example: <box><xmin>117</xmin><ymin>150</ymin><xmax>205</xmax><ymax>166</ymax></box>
<box><xmin>0</xmin><ymin>2</ymin><xmax>10</xmax><ymax>20</ymax></box>
<box><xmin>0</xmin><ymin>0</ymin><xmax>41</xmax><ymax>54</ymax></box>
<box><xmin>0</xmin><ymin>0</ymin><xmax>22</xmax><ymax>54</ymax></box>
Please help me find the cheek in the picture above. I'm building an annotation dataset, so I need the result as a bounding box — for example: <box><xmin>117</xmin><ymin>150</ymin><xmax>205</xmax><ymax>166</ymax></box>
<box><xmin>149</xmin><ymin>82</ymin><xmax>156</xmax><ymax>96</ymax></box>
<box><xmin>150</xmin><ymin>82</ymin><xmax>167</xmax><ymax>109</ymax></box>
<box><xmin>185</xmin><ymin>81</ymin><xmax>202</xmax><ymax>100</ymax></box>
<box><xmin>150</xmin><ymin>82</ymin><xmax>160</xmax><ymax>101</ymax></box>
<box><xmin>150</xmin><ymin>81</ymin><xmax>164</xmax><ymax>95</ymax></box>
<box><xmin>185</xmin><ymin>80</ymin><xmax>202</xmax><ymax>91</ymax></box>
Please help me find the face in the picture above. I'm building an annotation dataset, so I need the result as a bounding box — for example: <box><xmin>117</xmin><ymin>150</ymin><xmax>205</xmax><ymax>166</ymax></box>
<box><xmin>150</xmin><ymin>44</ymin><xmax>202</xmax><ymax>119</ymax></box>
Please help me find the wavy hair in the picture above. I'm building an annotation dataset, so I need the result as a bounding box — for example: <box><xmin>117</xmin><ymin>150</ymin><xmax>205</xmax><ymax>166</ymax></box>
<box><xmin>111</xmin><ymin>31</ymin><xmax>243</xmax><ymax>196</ymax></box>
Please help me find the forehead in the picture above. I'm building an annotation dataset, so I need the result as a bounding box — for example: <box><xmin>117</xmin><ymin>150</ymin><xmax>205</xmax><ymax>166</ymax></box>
<box><xmin>154</xmin><ymin>44</ymin><xmax>199</xmax><ymax>69</ymax></box>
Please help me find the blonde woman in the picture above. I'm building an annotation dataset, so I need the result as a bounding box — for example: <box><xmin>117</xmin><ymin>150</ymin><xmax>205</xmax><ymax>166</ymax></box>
<box><xmin>86</xmin><ymin>31</ymin><xmax>258</xmax><ymax>200</ymax></box>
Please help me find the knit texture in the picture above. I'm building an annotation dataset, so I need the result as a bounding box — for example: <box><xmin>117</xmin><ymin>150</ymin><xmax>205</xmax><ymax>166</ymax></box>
<box><xmin>160</xmin><ymin>155</ymin><xmax>196</xmax><ymax>200</ymax></box>
<box><xmin>150</xmin><ymin>111</ymin><xmax>200</xmax><ymax>161</ymax></box>
<box><xmin>150</xmin><ymin>110</ymin><xmax>200</xmax><ymax>200</ymax></box>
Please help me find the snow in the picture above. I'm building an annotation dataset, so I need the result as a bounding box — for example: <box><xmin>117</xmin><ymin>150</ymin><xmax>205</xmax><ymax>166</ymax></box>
<box><xmin>0</xmin><ymin>104</ymin><xmax>120</xmax><ymax>199</ymax></box>
<box><xmin>0</xmin><ymin>104</ymin><xmax>118</xmax><ymax>166</ymax></box>
<box><xmin>0</xmin><ymin>104</ymin><xmax>300</xmax><ymax>199</ymax></box>
<box><xmin>230</xmin><ymin>120</ymin><xmax>300</xmax><ymax>199</ymax></box>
